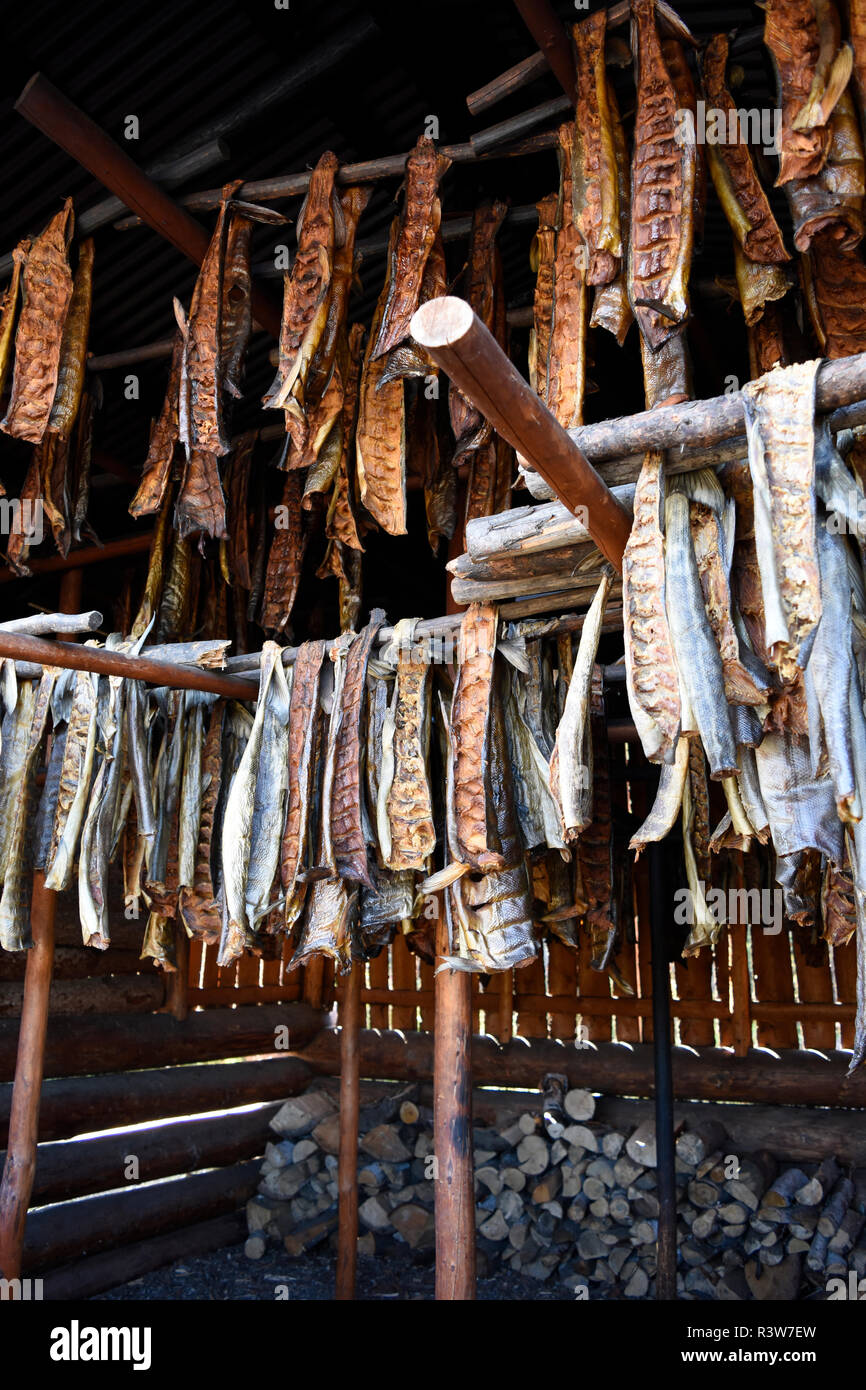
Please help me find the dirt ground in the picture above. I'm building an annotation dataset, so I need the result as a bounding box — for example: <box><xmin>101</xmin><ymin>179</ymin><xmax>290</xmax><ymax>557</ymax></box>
<box><xmin>94</xmin><ymin>1239</ymin><xmax>568</xmax><ymax>1301</ymax></box>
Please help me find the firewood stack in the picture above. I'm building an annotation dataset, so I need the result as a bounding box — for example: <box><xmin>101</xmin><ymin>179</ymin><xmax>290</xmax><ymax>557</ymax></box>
<box><xmin>244</xmin><ymin>1083</ymin><xmax>866</xmax><ymax>1299</ymax></box>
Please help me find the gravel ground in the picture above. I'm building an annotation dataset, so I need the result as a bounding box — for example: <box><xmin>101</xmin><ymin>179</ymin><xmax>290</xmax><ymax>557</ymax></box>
<box><xmin>95</xmin><ymin>1240</ymin><xmax>568</xmax><ymax>1301</ymax></box>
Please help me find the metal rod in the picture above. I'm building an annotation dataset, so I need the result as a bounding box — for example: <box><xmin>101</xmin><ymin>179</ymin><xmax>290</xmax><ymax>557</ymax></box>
<box><xmin>335</xmin><ymin>960</ymin><xmax>361</xmax><ymax>1300</ymax></box>
<box><xmin>411</xmin><ymin>296</ymin><xmax>632</xmax><ymax>570</ymax></box>
<box><xmin>649</xmin><ymin>842</ymin><xmax>677</xmax><ymax>1301</ymax></box>
<box><xmin>0</xmin><ymin>631</ymin><xmax>258</xmax><ymax>700</ymax></box>
<box><xmin>13</xmin><ymin>74</ymin><xmax>281</xmax><ymax>339</ymax></box>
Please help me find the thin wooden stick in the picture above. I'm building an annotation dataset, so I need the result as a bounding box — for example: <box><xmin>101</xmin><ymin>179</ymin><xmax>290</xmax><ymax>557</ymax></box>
<box><xmin>335</xmin><ymin>961</ymin><xmax>362</xmax><ymax>1300</ymax></box>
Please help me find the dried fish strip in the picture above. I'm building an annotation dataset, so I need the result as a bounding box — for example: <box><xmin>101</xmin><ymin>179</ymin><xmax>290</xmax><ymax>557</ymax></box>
<box><xmin>79</xmin><ymin>655</ymin><xmax>129</xmax><ymax>949</ymax></box>
<box><xmin>702</xmin><ymin>35</ymin><xmax>789</xmax><ymax>264</ymax></box>
<box><xmin>263</xmin><ymin>151</ymin><xmax>339</xmax><ymax>430</ymax></box>
<box><xmin>628</xmin><ymin>0</ymin><xmax>694</xmax><ymax>349</ymax></box>
<box><xmin>572</xmin><ymin>8</ymin><xmax>620</xmax><ymax>286</ymax></box>
<box><xmin>550</xmin><ymin>572</ymin><xmax>613</xmax><ymax>839</ymax></box>
<box><xmin>43</xmin><ymin>667</ymin><xmax>98</xmax><ymax>892</ymax></box>
<box><xmin>176</xmin><ymin>448</ymin><xmax>228</xmax><ymax>541</ymax></box>
<box><xmin>260</xmin><ymin>469</ymin><xmax>305</xmax><ymax>632</ymax></box>
<box><xmin>630</xmin><ymin>734</ymin><xmax>689</xmax><ymax>854</ymax></box>
<box><xmin>290</xmin><ymin>875</ymin><xmax>357</xmax><ymax>974</ymax></box>
<box><xmin>332</xmin><ymin>610</ymin><xmax>385</xmax><ymax>885</ymax></box>
<box><xmin>0</xmin><ymin>239</ymin><xmax>28</xmax><ymax>411</ymax></box>
<box><xmin>664</xmin><ymin>490</ymin><xmax>738</xmax><ymax>779</ymax></box>
<box><xmin>386</xmin><ymin>624</ymin><xmax>436</xmax><ymax>872</ymax></box>
<box><xmin>622</xmin><ymin>450</ymin><xmax>681</xmax><ymax>763</ymax></box>
<box><xmin>451</xmin><ymin>603</ymin><xmax>503</xmax><ymax>872</ymax></box>
<box><xmin>129</xmin><ymin>330</ymin><xmax>184</xmax><ymax>519</ymax></box>
<box><xmin>372</xmin><ymin>136</ymin><xmax>450</xmax><ymax>360</ymax></box>
<box><xmin>48</xmin><ymin>235</ymin><xmax>94</xmax><ymax>442</ymax></box>
<box><xmin>785</xmin><ymin>89</ymin><xmax>865</xmax><ymax>253</ymax></box>
<box><xmin>755</xmin><ymin>728</ymin><xmax>843</xmax><ymax>862</ymax></box>
<box><xmin>179</xmin><ymin>700</ymin><xmax>226</xmax><ymax>943</ymax></box>
<box><xmin>356</xmin><ymin>217</ymin><xmax>407</xmax><ymax>535</ymax></box>
<box><xmin>546</xmin><ymin>131</ymin><xmax>587</xmax><ymax>432</ymax></box>
<box><xmin>220</xmin><ymin>198</ymin><xmax>287</xmax><ymax>401</ymax></box>
<box><xmin>0</xmin><ymin>671</ymin><xmax>55</xmax><ymax>951</ymax></box>
<box><xmin>1</xmin><ymin>200</ymin><xmax>74</xmax><ymax>443</ymax></box>
<box><xmin>307</xmin><ymin>186</ymin><xmax>370</xmax><ymax>409</ymax></box>
<box><xmin>803</xmin><ymin>226</ymin><xmax>866</xmax><ymax>358</ymax></box>
<box><xmin>805</xmin><ymin>522</ymin><xmax>859</xmax><ymax>822</ymax></box>
<box><xmin>529</xmin><ymin>194</ymin><xmax>557</xmax><ymax>399</ymax></box>
<box><xmin>764</xmin><ymin>0</ymin><xmax>849</xmax><ymax>185</ymax></box>
<box><xmin>220</xmin><ymin>429</ymin><xmax>256</xmax><ymax>590</ymax></box>
<box><xmin>741</xmin><ymin>360</ymin><xmax>822</xmax><ymax>684</ymax></box>
<box><xmin>449</xmin><ymin>200</ymin><xmax>508</xmax><ymax>458</ymax></box>
<box><xmin>182</xmin><ymin>182</ymin><xmax>240</xmax><ymax>458</ymax></box>
<box><xmin>591</xmin><ymin>83</ymin><xmax>633</xmax><ymax>347</ymax></box>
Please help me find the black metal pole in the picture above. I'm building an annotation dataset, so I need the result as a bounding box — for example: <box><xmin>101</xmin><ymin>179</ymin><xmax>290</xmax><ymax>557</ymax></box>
<box><xmin>649</xmin><ymin>841</ymin><xmax>677</xmax><ymax>1300</ymax></box>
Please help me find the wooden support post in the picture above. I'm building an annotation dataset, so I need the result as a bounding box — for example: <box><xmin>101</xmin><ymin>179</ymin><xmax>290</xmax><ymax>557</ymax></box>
<box><xmin>13</xmin><ymin>74</ymin><xmax>280</xmax><ymax>338</ymax></box>
<box><xmin>649</xmin><ymin>843</ymin><xmax>677</xmax><ymax>1301</ymax></box>
<box><xmin>0</xmin><ymin>873</ymin><xmax>56</xmax><ymax>1286</ymax></box>
<box><xmin>0</xmin><ymin>570</ymin><xmax>82</xmax><ymax>1288</ymax></box>
<box><xmin>335</xmin><ymin>961</ymin><xmax>361</xmax><ymax>1300</ymax></box>
<box><xmin>434</xmin><ymin>912</ymin><xmax>476</xmax><ymax>1300</ymax></box>
<box><xmin>411</xmin><ymin>297</ymin><xmax>632</xmax><ymax>570</ymax></box>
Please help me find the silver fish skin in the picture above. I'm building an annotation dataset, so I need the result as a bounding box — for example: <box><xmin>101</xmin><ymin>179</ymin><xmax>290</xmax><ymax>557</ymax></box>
<box><xmin>550</xmin><ymin>572</ymin><xmax>613</xmax><ymax>839</ymax></box>
<box><xmin>503</xmin><ymin>667</ymin><xmax>565</xmax><ymax>852</ymax></box>
<box><xmin>0</xmin><ymin>672</ymin><xmax>55</xmax><ymax>951</ymax></box>
<box><xmin>814</xmin><ymin>419</ymin><xmax>863</xmax><ymax>536</ymax></box>
<box><xmin>804</xmin><ymin>519</ymin><xmax>859</xmax><ymax>822</ymax></box>
<box><xmin>0</xmin><ymin>681</ymin><xmax>37</xmax><ymax>886</ymax></box>
<box><xmin>220</xmin><ymin>644</ymin><xmax>283</xmax><ymax>961</ymax></box>
<box><xmin>360</xmin><ymin>865</ymin><xmax>414</xmax><ymax>952</ymax></box>
<box><xmin>754</xmin><ymin>729</ymin><xmax>844</xmax><ymax>863</ymax></box>
<box><xmin>290</xmin><ymin>875</ymin><xmax>358</xmax><ymax>974</ymax></box>
<box><xmin>844</xmin><ymin>660</ymin><xmax>866</xmax><ymax>1071</ymax></box>
<box><xmin>127</xmin><ymin>680</ymin><xmax>156</xmax><ymax>849</ymax></box>
<box><xmin>178</xmin><ymin>697</ymin><xmax>204</xmax><ymax>890</ymax></box>
<box><xmin>736</xmin><ymin>745</ymin><xmax>770</xmax><ymax>843</ymax></box>
<box><xmin>245</xmin><ymin>648</ymin><xmax>291</xmax><ymax>926</ymax></box>
<box><xmin>630</xmin><ymin>734</ymin><xmax>689</xmax><ymax>854</ymax></box>
<box><xmin>34</xmin><ymin>722</ymin><xmax>67</xmax><ymax>870</ymax></box>
<box><xmin>212</xmin><ymin>702</ymin><xmax>253</xmax><ymax>908</ymax></box>
<box><xmin>44</xmin><ymin>669</ymin><xmax>99</xmax><ymax>891</ymax></box>
<box><xmin>455</xmin><ymin>860</ymin><xmax>537</xmax><ymax>972</ymax></box>
<box><xmin>80</xmin><ymin>655</ymin><xmax>127</xmax><ymax>949</ymax></box>
<box><xmin>664</xmin><ymin>490</ymin><xmax>738</xmax><ymax>778</ymax></box>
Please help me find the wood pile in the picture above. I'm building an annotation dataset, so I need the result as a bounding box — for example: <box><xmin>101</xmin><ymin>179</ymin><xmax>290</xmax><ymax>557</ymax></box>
<box><xmin>245</xmin><ymin>1083</ymin><xmax>866</xmax><ymax>1299</ymax></box>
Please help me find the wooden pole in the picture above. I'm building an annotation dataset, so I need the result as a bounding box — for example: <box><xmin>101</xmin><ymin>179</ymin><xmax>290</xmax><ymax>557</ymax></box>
<box><xmin>0</xmin><ymin>630</ymin><xmax>258</xmax><ymax>701</ymax></box>
<box><xmin>411</xmin><ymin>297</ymin><xmax>632</xmax><ymax>570</ymax></box>
<box><xmin>434</xmin><ymin>913</ymin><xmax>476</xmax><ymax>1300</ymax></box>
<box><xmin>648</xmin><ymin>843</ymin><xmax>677</xmax><ymax>1300</ymax></box>
<box><xmin>335</xmin><ymin>961</ymin><xmax>361</xmax><ymax>1299</ymax></box>
<box><xmin>0</xmin><ymin>568</ymin><xmax>81</xmax><ymax>1290</ymax></box>
<box><xmin>13</xmin><ymin>74</ymin><xmax>281</xmax><ymax>339</ymax></box>
<box><xmin>511</xmin><ymin>0</ymin><xmax>577</xmax><ymax>101</ymax></box>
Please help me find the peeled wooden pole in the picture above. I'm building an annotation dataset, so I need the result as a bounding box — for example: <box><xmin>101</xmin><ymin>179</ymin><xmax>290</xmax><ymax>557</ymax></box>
<box><xmin>411</xmin><ymin>297</ymin><xmax>632</xmax><ymax>571</ymax></box>
<box><xmin>512</xmin><ymin>0</ymin><xmax>577</xmax><ymax>100</ymax></box>
<box><xmin>335</xmin><ymin>961</ymin><xmax>362</xmax><ymax>1299</ymax></box>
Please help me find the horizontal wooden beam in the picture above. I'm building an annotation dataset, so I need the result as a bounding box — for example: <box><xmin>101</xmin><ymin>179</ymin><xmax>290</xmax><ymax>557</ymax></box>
<box><xmin>0</xmin><ymin>1003</ymin><xmax>326</xmax><ymax>1083</ymax></box>
<box><xmin>0</xmin><ymin>1054</ymin><xmax>313</xmax><ymax>1145</ymax></box>
<box><xmin>298</xmin><ymin>1029</ymin><xmax>866</xmax><ymax>1108</ymax></box>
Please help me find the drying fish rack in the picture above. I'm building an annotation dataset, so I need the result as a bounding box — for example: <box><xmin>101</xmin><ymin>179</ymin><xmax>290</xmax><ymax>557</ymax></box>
<box><xmin>3</xmin><ymin>7</ymin><xmax>866</xmax><ymax>1299</ymax></box>
<box><xmin>3</xmin><ymin>326</ymin><xmax>866</xmax><ymax>1302</ymax></box>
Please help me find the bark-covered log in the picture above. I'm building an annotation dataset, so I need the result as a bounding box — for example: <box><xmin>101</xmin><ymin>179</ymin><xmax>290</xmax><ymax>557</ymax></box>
<box><xmin>448</xmin><ymin>541</ymin><xmax>595</xmax><ymax>583</ymax></box>
<box><xmin>0</xmin><ymin>947</ymin><xmax>144</xmax><ymax>982</ymax></box>
<box><xmin>0</xmin><ymin>973</ymin><xmax>164</xmax><ymax>1019</ymax></box>
<box><xmin>465</xmin><ymin>487</ymin><xmax>634</xmax><ymax>563</ymax></box>
<box><xmin>22</xmin><ymin>1159</ymin><xmax>259</xmax><ymax>1273</ymax></box>
<box><xmin>0</xmin><ymin>1055</ymin><xmax>314</xmax><ymax>1146</ymax></box>
<box><xmin>41</xmin><ymin>1211</ymin><xmax>246</xmax><ymax>1300</ymax></box>
<box><xmin>299</xmin><ymin>1029</ymin><xmax>866</xmax><ymax>1108</ymax></box>
<box><xmin>0</xmin><ymin>1003</ymin><xmax>326</xmax><ymax>1083</ymax></box>
<box><xmin>451</xmin><ymin>571</ymin><xmax>620</xmax><ymax>605</ymax></box>
<box><xmin>5</xmin><ymin>1102</ymin><xmax>283</xmax><ymax>1205</ymax></box>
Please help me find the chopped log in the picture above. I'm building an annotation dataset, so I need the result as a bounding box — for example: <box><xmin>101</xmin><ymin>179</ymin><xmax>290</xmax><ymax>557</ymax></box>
<box><xmin>796</xmin><ymin>1156</ymin><xmax>842</xmax><ymax>1206</ymax></box>
<box><xmin>284</xmin><ymin>1208</ymin><xmax>338</xmax><ymax>1256</ymax></box>
<box><xmin>300</xmin><ymin>1030</ymin><xmax>866</xmax><ymax>1113</ymax></box>
<box><xmin>0</xmin><ymin>1056</ymin><xmax>313</xmax><ymax>1146</ymax></box>
<box><xmin>0</xmin><ymin>1003</ymin><xmax>326</xmax><ymax>1083</ymax></box>
<box><xmin>563</xmin><ymin>1089</ymin><xmax>596</xmax><ymax>1122</ymax></box>
<box><xmin>5</xmin><ymin>1102</ymin><xmax>283</xmax><ymax>1205</ymax></box>
<box><xmin>40</xmin><ymin>1211</ymin><xmax>246</xmax><ymax>1300</ymax></box>
<box><xmin>675</xmin><ymin>1120</ymin><xmax>729</xmax><ymax>1168</ymax></box>
<box><xmin>0</xmin><ymin>973</ymin><xmax>165</xmax><ymax>1019</ymax></box>
<box><xmin>23</xmin><ymin>1158</ymin><xmax>259</xmax><ymax>1273</ymax></box>
<box><xmin>817</xmin><ymin>1178</ymin><xmax>856</xmax><ymax>1237</ymax></box>
<box><xmin>764</xmin><ymin>1169</ymin><xmax>812</xmax><ymax>1208</ymax></box>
